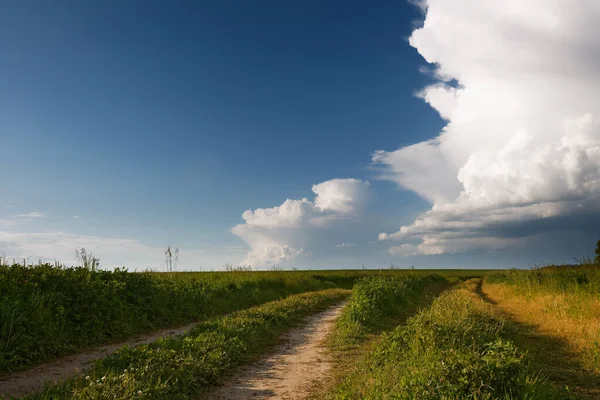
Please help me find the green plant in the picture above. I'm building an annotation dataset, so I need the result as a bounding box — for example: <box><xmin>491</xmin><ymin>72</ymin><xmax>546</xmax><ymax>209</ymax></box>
<box><xmin>75</xmin><ymin>248</ymin><xmax>100</xmax><ymax>271</ymax></box>
<box><xmin>332</xmin><ymin>274</ymin><xmax>444</xmax><ymax>345</ymax></box>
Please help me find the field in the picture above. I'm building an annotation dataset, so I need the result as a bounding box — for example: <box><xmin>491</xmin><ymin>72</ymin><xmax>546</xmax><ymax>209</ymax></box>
<box><xmin>0</xmin><ymin>262</ymin><xmax>599</xmax><ymax>399</ymax></box>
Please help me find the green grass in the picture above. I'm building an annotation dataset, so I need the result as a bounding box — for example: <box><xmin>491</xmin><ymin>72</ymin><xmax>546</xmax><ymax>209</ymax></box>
<box><xmin>330</xmin><ymin>274</ymin><xmax>445</xmax><ymax>346</ymax></box>
<box><xmin>483</xmin><ymin>267</ymin><xmax>600</xmax><ymax>397</ymax></box>
<box><xmin>21</xmin><ymin>288</ymin><xmax>349</xmax><ymax>400</ymax></box>
<box><xmin>487</xmin><ymin>264</ymin><xmax>600</xmax><ymax>295</ymax></box>
<box><xmin>328</xmin><ymin>285</ymin><xmax>571</xmax><ymax>400</ymax></box>
<box><xmin>0</xmin><ymin>263</ymin><xmax>357</xmax><ymax>373</ymax></box>
<box><xmin>0</xmin><ymin>263</ymin><xmax>487</xmax><ymax>373</ymax></box>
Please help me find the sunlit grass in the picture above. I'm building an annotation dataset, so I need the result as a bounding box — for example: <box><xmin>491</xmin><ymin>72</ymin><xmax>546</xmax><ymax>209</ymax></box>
<box><xmin>327</xmin><ymin>282</ymin><xmax>570</xmax><ymax>400</ymax></box>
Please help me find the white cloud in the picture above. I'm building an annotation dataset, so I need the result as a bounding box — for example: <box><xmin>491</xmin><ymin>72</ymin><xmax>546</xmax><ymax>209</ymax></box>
<box><xmin>12</xmin><ymin>212</ymin><xmax>45</xmax><ymax>218</ymax></box>
<box><xmin>72</xmin><ymin>216</ymin><xmax>81</xmax><ymax>219</ymax></box>
<box><xmin>336</xmin><ymin>242</ymin><xmax>355</xmax><ymax>248</ymax></box>
<box><xmin>377</xmin><ymin>0</ymin><xmax>600</xmax><ymax>255</ymax></box>
<box><xmin>232</xmin><ymin>178</ymin><xmax>370</xmax><ymax>266</ymax></box>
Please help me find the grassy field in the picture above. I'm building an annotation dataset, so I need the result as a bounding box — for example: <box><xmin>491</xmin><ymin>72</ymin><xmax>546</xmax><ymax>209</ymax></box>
<box><xmin>485</xmin><ymin>266</ymin><xmax>600</xmax><ymax>398</ymax></box>
<box><xmin>24</xmin><ymin>289</ymin><xmax>349</xmax><ymax>399</ymax></box>
<box><xmin>0</xmin><ymin>263</ymin><xmax>358</xmax><ymax>373</ymax></box>
<box><xmin>329</xmin><ymin>274</ymin><xmax>445</xmax><ymax>346</ymax></box>
<box><xmin>327</xmin><ymin>281</ymin><xmax>570</xmax><ymax>399</ymax></box>
<box><xmin>5</xmin><ymin>262</ymin><xmax>599</xmax><ymax>399</ymax></box>
<box><xmin>312</xmin><ymin>266</ymin><xmax>600</xmax><ymax>399</ymax></box>
<box><xmin>0</xmin><ymin>261</ymin><xmax>485</xmax><ymax>373</ymax></box>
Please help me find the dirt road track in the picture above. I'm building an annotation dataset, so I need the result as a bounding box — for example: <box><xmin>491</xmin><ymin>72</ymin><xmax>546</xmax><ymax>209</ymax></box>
<box><xmin>0</xmin><ymin>321</ymin><xmax>199</xmax><ymax>398</ymax></box>
<box><xmin>204</xmin><ymin>302</ymin><xmax>346</xmax><ymax>400</ymax></box>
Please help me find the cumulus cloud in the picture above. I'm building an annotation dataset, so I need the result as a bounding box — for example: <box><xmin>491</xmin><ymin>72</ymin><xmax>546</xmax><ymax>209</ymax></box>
<box><xmin>377</xmin><ymin>0</ymin><xmax>600</xmax><ymax>255</ymax></box>
<box><xmin>232</xmin><ymin>178</ymin><xmax>370</xmax><ymax>266</ymax></box>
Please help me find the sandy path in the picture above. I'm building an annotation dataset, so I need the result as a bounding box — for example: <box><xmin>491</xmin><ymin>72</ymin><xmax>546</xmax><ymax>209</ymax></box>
<box><xmin>0</xmin><ymin>321</ymin><xmax>200</xmax><ymax>398</ymax></box>
<box><xmin>204</xmin><ymin>302</ymin><xmax>346</xmax><ymax>400</ymax></box>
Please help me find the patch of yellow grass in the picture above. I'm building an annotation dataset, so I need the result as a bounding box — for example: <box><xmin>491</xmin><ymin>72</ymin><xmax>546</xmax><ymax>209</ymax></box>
<box><xmin>483</xmin><ymin>283</ymin><xmax>600</xmax><ymax>374</ymax></box>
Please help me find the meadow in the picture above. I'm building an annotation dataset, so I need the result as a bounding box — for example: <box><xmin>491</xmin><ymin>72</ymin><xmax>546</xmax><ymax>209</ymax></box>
<box><xmin>0</xmin><ymin>262</ymin><xmax>359</xmax><ymax>373</ymax></box>
<box><xmin>1</xmin><ymin>261</ymin><xmax>598</xmax><ymax>399</ymax></box>
<box><xmin>0</xmin><ymin>261</ymin><xmax>480</xmax><ymax>373</ymax></box>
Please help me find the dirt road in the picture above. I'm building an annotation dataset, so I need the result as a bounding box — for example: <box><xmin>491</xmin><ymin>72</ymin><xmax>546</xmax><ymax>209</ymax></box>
<box><xmin>204</xmin><ymin>302</ymin><xmax>346</xmax><ymax>400</ymax></box>
<box><xmin>0</xmin><ymin>322</ymin><xmax>200</xmax><ymax>398</ymax></box>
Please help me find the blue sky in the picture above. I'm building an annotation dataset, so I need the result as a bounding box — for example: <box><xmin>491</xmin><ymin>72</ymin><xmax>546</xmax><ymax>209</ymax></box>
<box><xmin>2</xmin><ymin>0</ymin><xmax>599</xmax><ymax>270</ymax></box>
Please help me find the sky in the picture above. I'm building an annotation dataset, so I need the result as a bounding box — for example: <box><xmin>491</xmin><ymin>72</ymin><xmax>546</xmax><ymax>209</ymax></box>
<box><xmin>1</xmin><ymin>0</ymin><xmax>599</xmax><ymax>270</ymax></box>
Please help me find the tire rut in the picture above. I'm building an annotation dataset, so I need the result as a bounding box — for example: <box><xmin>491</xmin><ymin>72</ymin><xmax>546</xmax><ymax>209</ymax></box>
<box><xmin>202</xmin><ymin>302</ymin><xmax>346</xmax><ymax>400</ymax></box>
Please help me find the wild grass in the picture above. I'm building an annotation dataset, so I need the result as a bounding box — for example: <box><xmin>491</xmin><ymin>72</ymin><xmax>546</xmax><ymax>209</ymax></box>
<box><xmin>0</xmin><ymin>263</ymin><xmax>357</xmax><ymax>373</ymax></box>
<box><xmin>307</xmin><ymin>274</ymin><xmax>450</xmax><ymax>399</ymax></box>
<box><xmin>328</xmin><ymin>284</ymin><xmax>570</xmax><ymax>400</ymax></box>
<box><xmin>487</xmin><ymin>264</ymin><xmax>600</xmax><ymax>295</ymax></box>
<box><xmin>481</xmin><ymin>283</ymin><xmax>600</xmax><ymax>398</ymax></box>
<box><xmin>23</xmin><ymin>289</ymin><xmax>349</xmax><ymax>400</ymax></box>
<box><xmin>0</xmin><ymin>259</ymin><xmax>489</xmax><ymax>374</ymax></box>
<box><xmin>486</xmin><ymin>265</ymin><xmax>600</xmax><ymax>393</ymax></box>
<box><xmin>330</xmin><ymin>274</ymin><xmax>445</xmax><ymax>346</ymax></box>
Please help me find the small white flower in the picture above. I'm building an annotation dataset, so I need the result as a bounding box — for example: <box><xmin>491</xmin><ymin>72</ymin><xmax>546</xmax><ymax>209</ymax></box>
<box><xmin>101</xmin><ymin>376</ymin><xmax>106</xmax><ymax>381</ymax></box>
<box><xmin>137</xmin><ymin>390</ymin><xmax>143</xmax><ymax>396</ymax></box>
<box><xmin>123</xmin><ymin>369</ymin><xmax>127</xmax><ymax>373</ymax></box>
<box><xmin>85</xmin><ymin>376</ymin><xmax>90</xmax><ymax>381</ymax></box>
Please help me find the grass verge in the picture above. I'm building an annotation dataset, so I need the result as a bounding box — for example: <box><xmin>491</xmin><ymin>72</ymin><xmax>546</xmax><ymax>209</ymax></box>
<box><xmin>309</xmin><ymin>275</ymin><xmax>450</xmax><ymax>399</ymax></box>
<box><xmin>19</xmin><ymin>288</ymin><xmax>349</xmax><ymax>400</ymax></box>
<box><xmin>327</xmin><ymin>282</ymin><xmax>571</xmax><ymax>400</ymax></box>
<box><xmin>329</xmin><ymin>274</ymin><xmax>446</xmax><ymax>346</ymax></box>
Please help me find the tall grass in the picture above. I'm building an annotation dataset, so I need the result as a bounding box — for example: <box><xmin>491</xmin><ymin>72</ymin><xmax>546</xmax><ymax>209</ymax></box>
<box><xmin>487</xmin><ymin>264</ymin><xmax>600</xmax><ymax>294</ymax></box>
<box><xmin>331</xmin><ymin>274</ymin><xmax>445</xmax><ymax>345</ymax></box>
<box><xmin>486</xmin><ymin>265</ymin><xmax>600</xmax><ymax>377</ymax></box>
<box><xmin>329</xmin><ymin>286</ymin><xmax>570</xmax><ymax>399</ymax></box>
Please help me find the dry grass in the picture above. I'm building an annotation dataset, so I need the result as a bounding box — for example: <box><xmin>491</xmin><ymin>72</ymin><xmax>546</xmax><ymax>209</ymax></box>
<box><xmin>482</xmin><ymin>282</ymin><xmax>600</xmax><ymax>398</ymax></box>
